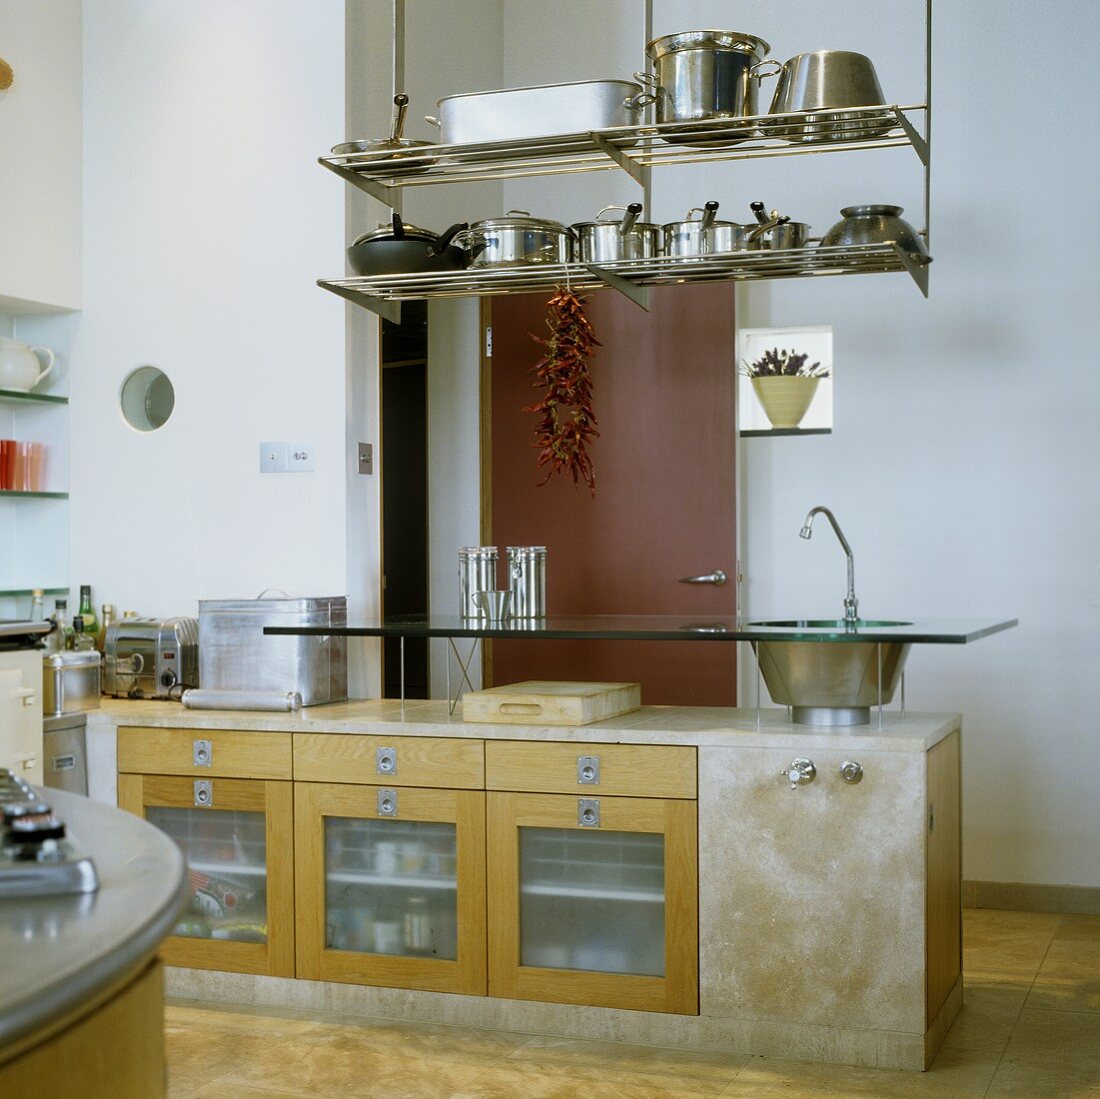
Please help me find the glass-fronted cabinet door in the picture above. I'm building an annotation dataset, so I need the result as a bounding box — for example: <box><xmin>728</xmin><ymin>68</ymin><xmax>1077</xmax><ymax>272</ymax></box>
<box><xmin>294</xmin><ymin>783</ymin><xmax>486</xmax><ymax>995</ymax></box>
<box><xmin>117</xmin><ymin>773</ymin><xmax>294</xmax><ymax>977</ymax></box>
<box><xmin>487</xmin><ymin>791</ymin><xmax>698</xmax><ymax>1014</ymax></box>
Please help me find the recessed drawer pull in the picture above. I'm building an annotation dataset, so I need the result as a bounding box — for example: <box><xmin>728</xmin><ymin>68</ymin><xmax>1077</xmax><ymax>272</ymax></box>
<box><xmin>193</xmin><ymin>739</ymin><xmax>212</xmax><ymax>767</ymax></box>
<box><xmin>578</xmin><ymin>798</ymin><xmax>600</xmax><ymax>828</ymax></box>
<box><xmin>376</xmin><ymin>746</ymin><xmax>397</xmax><ymax>775</ymax></box>
<box><xmin>377</xmin><ymin>788</ymin><xmax>398</xmax><ymax>817</ymax></box>
<box><xmin>500</xmin><ymin>703</ymin><xmax>541</xmax><ymax>715</ymax></box>
<box><xmin>577</xmin><ymin>755</ymin><xmax>600</xmax><ymax>785</ymax></box>
<box><xmin>194</xmin><ymin>780</ymin><xmax>213</xmax><ymax>807</ymax></box>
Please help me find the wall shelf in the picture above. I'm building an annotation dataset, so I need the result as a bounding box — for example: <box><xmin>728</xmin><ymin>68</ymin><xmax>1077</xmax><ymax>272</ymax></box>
<box><xmin>321</xmin><ymin>104</ymin><xmax>928</xmax><ymax>202</ymax></box>
<box><xmin>741</xmin><ymin>427</ymin><xmax>833</xmax><ymax>438</ymax></box>
<box><xmin>0</xmin><ymin>490</ymin><xmax>68</xmax><ymax>500</ymax></box>
<box><xmin>320</xmin><ymin>242</ymin><xmax>929</xmax><ymax>322</ymax></box>
<box><xmin>0</xmin><ymin>388</ymin><xmax>68</xmax><ymax>407</ymax></box>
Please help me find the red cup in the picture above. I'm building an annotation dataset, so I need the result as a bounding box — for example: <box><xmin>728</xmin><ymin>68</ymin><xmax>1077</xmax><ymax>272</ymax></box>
<box><xmin>28</xmin><ymin>442</ymin><xmax>46</xmax><ymax>491</ymax></box>
<box><xmin>0</xmin><ymin>439</ymin><xmax>14</xmax><ymax>491</ymax></box>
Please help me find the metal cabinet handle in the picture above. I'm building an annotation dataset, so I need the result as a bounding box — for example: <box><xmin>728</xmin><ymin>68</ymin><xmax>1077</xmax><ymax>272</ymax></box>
<box><xmin>678</xmin><ymin>569</ymin><xmax>728</xmax><ymax>586</ymax></box>
<box><xmin>577</xmin><ymin>755</ymin><xmax>600</xmax><ymax>785</ymax></box>
<box><xmin>376</xmin><ymin>746</ymin><xmax>397</xmax><ymax>775</ymax></box>
<box><xmin>578</xmin><ymin>799</ymin><xmax>600</xmax><ymax>827</ymax></box>
<box><xmin>377</xmin><ymin>788</ymin><xmax>398</xmax><ymax>818</ymax></box>
<box><xmin>194</xmin><ymin>780</ymin><xmax>213</xmax><ymax>807</ymax></box>
<box><xmin>193</xmin><ymin>739</ymin><xmax>212</xmax><ymax>767</ymax></box>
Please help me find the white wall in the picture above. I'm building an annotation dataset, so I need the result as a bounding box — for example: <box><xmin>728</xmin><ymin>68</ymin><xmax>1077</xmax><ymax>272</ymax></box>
<box><xmin>73</xmin><ymin>1</ymin><xmax>346</xmax><ymax>618</ymax></box>
<box><xmin>456</xmin><ymin>0</ymin><xmax>1100</xmax><ymax>889</ymax></box>
<box><xmin>0</xmin><ymin>0</ymin><xmax>83</xmax><ymax>312</ymax></box>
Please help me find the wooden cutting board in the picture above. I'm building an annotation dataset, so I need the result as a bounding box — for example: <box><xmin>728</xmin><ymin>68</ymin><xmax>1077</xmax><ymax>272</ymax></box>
<box><xmin>462</xmin><ymin>680</ymin><xmax>641</xmax><ymax>726</ymax></box>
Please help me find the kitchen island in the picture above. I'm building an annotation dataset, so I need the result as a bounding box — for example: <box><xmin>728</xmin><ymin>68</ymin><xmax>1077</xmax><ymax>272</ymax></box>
<box><xmin>92</xmin><ymin>698</ymin><xmax>961</xmax><ymax>1070</ymax></box>
<box><xmin>0</xmin><ymin>785</ymin><xmax>188</xmax><ymax>1093</ymax></box>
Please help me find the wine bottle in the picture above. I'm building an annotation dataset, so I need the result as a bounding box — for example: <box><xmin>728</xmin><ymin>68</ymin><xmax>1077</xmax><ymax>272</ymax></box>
<box><xmin>78</xmin><ymin>584</ymin><xmax>99</xmax><ymax>641</ymax></box>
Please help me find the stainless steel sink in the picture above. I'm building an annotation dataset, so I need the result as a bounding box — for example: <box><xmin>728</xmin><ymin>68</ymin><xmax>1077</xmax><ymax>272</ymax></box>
<box><xmin>748</xmin><ymin>620</ymin><xmax>913</xmax><ymax>726</ymax></box>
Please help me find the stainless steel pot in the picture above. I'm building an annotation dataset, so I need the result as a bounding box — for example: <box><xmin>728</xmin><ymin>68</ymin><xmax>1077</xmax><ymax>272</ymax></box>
<box><xmin>426</xmin><ymin>80</ymin><xmax>654</xmax><ymax>146</ymax></box>
<box><xmin>572</xmin><ymin>204</ymin><xmax>659</xmax><ymax>263</ymax></box>
<box><xmin>643</xmin><ymin>30</ymin><xmax>780</xmax><ymax>146</ymax></box>
<box><xmin>661</xmin><ymin>202</ymin><xmax>753</xmax><ymax>256</ymax></box>
<box><xmin>744</xmin><ymin>201</ymin><xmax>809</xmax><ymax>250</ymax></box>
<box><xmin>461</xmin><ymin>211</ymin><xmax>574</xmax><ymax>268</ymax></box>
<box><xmin>761</xmin><ymin>51</ymin><xmax>892</xmax><ymax>143</ymax></box>
<box><xmin>819</xmin><ymin>205</ymin><xmax>929</xmax><ymax>258</ymax></box>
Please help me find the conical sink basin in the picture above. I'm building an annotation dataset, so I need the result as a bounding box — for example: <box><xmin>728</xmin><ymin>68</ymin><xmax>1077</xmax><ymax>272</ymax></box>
<box><xmin>748</xmin><ymin>620</ymin><xmax>913</xmax><ymax>726</ymax></box>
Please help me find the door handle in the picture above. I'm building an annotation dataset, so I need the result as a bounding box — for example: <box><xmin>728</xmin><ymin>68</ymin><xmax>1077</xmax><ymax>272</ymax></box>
<box><xmin>678</xmin><ymin>569</ymin><xmax>728</xmax><ymax>586</ymax></box>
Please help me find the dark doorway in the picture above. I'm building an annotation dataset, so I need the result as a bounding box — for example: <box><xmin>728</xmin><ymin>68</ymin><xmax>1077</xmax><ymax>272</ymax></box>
<box><xmin>381</xmin><ymin>301</ymin><xmax>429</xmax><ymax>698</ymax></box>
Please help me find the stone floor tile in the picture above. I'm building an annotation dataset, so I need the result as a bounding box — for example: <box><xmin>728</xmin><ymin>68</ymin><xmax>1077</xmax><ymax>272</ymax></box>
<box><xmin>1002</xmin><ymin>1006</ymin><xmax>1100</xmax><ymax>1069</ymax></box>
<box><xmin>1025</xmin><ymin>939</ymin><xmax>1100</xmax><ymax>1012</ymax></box>
<box><xmin>1054</xmin><ymin>913</ymin><xmax>1100</xmax><ymax>943</ymax></box>
<box><xmin>984</xmin><ymin>1056</ymin><xmax>1100</xmax><ymax>1097</ymax></box>
<box><xmin>941</xmin><ymin>983</ymin><xmax>1028</xmax><ymax>1051</ymax></box>
<box><xmin>452</xmin><ymin>1060</ymin><xmax>730</xmax><ymax>1099</ymax></box>
<box><xmin>714</xmin><ymin>1047</ymin><xmax>1000</xmax><ymax>1097</ymax></box>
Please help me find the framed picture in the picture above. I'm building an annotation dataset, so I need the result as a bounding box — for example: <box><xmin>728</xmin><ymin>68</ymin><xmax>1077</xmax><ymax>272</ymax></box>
<box><xmin>737</xmin><ymin>324</ymin><xmax>833</xmax><ymax>433</ymax></box>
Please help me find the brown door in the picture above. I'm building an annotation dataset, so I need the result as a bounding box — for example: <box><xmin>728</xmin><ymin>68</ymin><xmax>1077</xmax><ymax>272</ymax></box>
<box><xmin>487</xmin><ymin>284</ymin><xmax>737</xmax><ymax>705</ymax></box>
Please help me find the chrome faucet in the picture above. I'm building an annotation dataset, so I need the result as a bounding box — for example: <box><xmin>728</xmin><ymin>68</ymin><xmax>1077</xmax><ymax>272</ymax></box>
<box><xmin>800</xmin><ymin>506</ymin><xmax>859</xmax><ymax>624</ymax></box>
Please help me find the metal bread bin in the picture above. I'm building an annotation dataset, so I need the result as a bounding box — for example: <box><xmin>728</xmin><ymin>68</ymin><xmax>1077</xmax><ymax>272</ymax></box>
<box><xmin>198</xmin><ymin>595</ymin><xmax>347</xmax><ymax>706</ymax></box>
<box><xmin>42</xmin><ymin>651</ymin><xmax>101</xmax><ymax>717</ymax></box>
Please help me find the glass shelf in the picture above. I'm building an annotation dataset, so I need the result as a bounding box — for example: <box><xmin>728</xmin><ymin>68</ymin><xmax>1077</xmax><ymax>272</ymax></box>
<box><xmin>265</xmin><ymin>614</ymin><xmax>1018</xmax><ymax>645</ymax></box>
<box><xmin>0</xmin><ymin>389</ymin><xmax>68</xmax><ymax>407</ymax></box>
<box><xmin>741</xmin><ymin>427</ymin><xmax>832</xmax><ymax>438</ymax></box>
<box><xmin>0</xmin><ymin>491</ymin><xmax>69</xmax><ymax>500</ymax></box>
<box><xmin>0</xmin><ymin>586</ymin><xmax>68</xmax><ymax>598</ymax></box>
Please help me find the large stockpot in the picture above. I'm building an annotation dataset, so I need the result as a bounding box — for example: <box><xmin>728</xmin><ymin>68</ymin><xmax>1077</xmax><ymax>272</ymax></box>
<box><xmin>644</xmin><ymin>30</ymin><xmax>780</xmax><ymax>145</ymax></box>
<box><xmin>460</xmin><ymin>212</ymin><xmax>574</xmax><ymax>268</ymax></box>
<box><xmin>761</xmin><ymin>51</ymin><xmax>892</xmax><ymax>143</ymax></box>
<box><xmin>426</xmin><ymin>80</ymin><xmax>654</xmax><ymax>146</ymax></box>
<box><xmin>572</xmin><ymin>204</ymin><xmax>659</xmax><ymax>263</ymax></box>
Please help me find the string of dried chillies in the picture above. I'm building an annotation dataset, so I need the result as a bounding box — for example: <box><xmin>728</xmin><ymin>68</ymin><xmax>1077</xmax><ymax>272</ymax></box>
<box><xmin>523</xmin><ymin>287</ymin><xmax>601</xmax><ymax>496</ymax></box>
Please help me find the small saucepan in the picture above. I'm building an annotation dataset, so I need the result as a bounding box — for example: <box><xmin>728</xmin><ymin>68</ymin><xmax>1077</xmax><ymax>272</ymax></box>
<box><xmin>572</xmin><ymin>203</ymin><xmax>660</xmax><ymax>263</ymax></box>
<box><xmin>347</xmin><ymin>212</ymin><xmax>471</xmax><ymax>276</ymax></box>
<box><xmin>745</xmin><ymin>200</ymin><xmax>809</xmax><ymax>250</ymax></box>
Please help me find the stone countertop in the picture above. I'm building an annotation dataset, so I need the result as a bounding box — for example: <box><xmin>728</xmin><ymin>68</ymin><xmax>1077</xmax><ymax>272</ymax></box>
<box><xmin>89</xmin><ymin>698</ymin><xmax>960</xmax><ymax>753</ymax></box>
<box><xmin>0</xmin><ymin>786</ymin><xmax>188</xmax><ymax>1055</ymax></box>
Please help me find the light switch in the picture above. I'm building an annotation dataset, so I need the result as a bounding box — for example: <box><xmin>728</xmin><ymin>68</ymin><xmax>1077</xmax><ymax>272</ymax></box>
<box><xmin>358</xmin><ymin>442</ymin><xmax>373</xmax><ymax>475</ymax></box>
<box><xmin>288</xmin><ymin>442</ymin><xmax>315</xmax><ymax>472</ymax></box>
<box><xmin>260</xmin><ymin>441</ymin><xmax>287</xmax><ymax>473</ymax></box>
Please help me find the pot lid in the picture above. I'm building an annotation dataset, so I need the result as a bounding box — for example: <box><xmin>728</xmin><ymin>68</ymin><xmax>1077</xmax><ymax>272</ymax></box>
<box><xmin>470</xmin><ymin>211</ymin><xmax>569</xmax><ymax>234</ymax></box>
<box><xmin>661</xmin><ymin>217</ymin><xmax>741</xmax><ymax>231</ymax></box>
<box><xmin>352</xmin><ymin>221</ymin><xmax>439</xmax><ymax>246</ymax></box>
<box><xmin>646</xmin><ymin>29</ymin><xmax>770</xmax><ymax>60</ymax></box>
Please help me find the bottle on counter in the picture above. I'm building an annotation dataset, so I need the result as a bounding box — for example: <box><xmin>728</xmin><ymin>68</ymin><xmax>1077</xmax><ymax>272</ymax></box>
<box><xmin>97</xmin><ymin>602</ymin><xmax>115</xmax><ymax>653</ymax></box>
<box><xmin>78</xmin><ymin>585</ymin><xmax>98</xmax><ymax>641</ymax></box>
<box><xmin>71</xmin><ymin>614</ymin><xmax>96</xmax><ymax>652</ymax></box>
<box><xmin>30</xmin><ymin>588</ymin><xmax>44</xmax><ymax>621</ymax></box>
<box><xmin>48</xmin><ymin>598</ymin><xmax>71</xmax><ymax>653</ymax></box>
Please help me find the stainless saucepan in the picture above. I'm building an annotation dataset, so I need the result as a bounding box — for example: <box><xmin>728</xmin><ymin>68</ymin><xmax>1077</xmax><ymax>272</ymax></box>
<box><xmin>572</xmin><ymin>204</ymin><xmax>660</xmax><ymax>263</ymax></box>
<box><xmin>460</xmin><ymin>211</ymin><xmax>574</xmax><ymax>268</ymax></box>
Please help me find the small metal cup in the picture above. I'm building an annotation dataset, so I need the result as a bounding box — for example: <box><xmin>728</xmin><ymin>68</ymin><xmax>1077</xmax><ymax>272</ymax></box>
<box><xmin>473</xmin><ymin>590</ymin><xmax>512</xmax><ymax>622</ymax></box>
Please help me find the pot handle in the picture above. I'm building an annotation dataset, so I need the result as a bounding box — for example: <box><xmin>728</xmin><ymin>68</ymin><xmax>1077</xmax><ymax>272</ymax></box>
<box><xmin>749</xmin><ymin>59</ymin><xmax>783</xmax><ymax>81</ymax></box>
<box><xmin>620</xmin><ymin>202</ymin><xmax>643</xmax><ymax>236</ymax></box>
<box><xmin>633</xmin><ymin>70</ymin><xmax>659</xmax><ymax>88</ymax></box>
<box><xmin>596</xmin><ymin>205</ymin><xmax>630</xmax><ymax>222</ymax></box>
<box><xmin>624</xmin><ymin>92</ymin><xmax>658</xmax><ymax>111</ymax></box>
<box><xmin>391</xmin><ymin>210</ymin><xmax>406</xmax><ymax>240</ymax></box>
<box><xmin>432</xmin><ymin>222</ymin><xmax>469</xmax><ymax>255</ymax></box>
<box><xmin>30</xmin><ymin>347</ymin><xmax>55</xmax><ymax>385</ymax></box>
<box><xmin>747</xmin><ymin>214</ymin><xmax>791</xmax><ymax>242</ymax></box>
<box><xmin>455</xmin><ymin>229</ymin><xmax>488</xmax><ymax>261</ymax></box>
<box><xmin>700</xmin><ymin>200</ymin><xmax>720</xmax><ymax>232</ymax></box>
<box><xmin>424</xmin><ymin>115</ymin><xmax>441</xmax><ymax>129</ymax></box>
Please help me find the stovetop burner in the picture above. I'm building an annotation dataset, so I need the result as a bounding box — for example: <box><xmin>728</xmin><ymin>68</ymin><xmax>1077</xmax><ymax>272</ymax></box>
<box><xmin>0</xmin><ymin>769</ymin><xmax>99</xmax><ymax>897</ymax></box>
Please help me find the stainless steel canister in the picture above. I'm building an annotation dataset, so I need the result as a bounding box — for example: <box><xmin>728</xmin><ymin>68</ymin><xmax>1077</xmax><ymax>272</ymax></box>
<box><xmin>459</xmin><ymin>546</ymin><xmax>499</xmax><ymax>619</ymax></box>
<box><xmin>506</xmin><ymin>546</ymin><xmax>547</xmax><ymax>620</ymax></box>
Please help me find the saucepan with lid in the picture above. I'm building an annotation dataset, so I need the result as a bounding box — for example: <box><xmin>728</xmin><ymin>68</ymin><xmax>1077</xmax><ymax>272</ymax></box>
<box><xmin>459</xmin><ymin>211</ymin><xmax>574</xmax><ymax>268</ymax></box>
<box><xmin>662</xmin><ymin>201</ymin><xmax>758</xmax><ymax>256</ymax></box>
<box><xmin>572</xmin><ymin>203</ymin><xmax>659</xmax><ymax>263</ymax></box>
<box><xmin>745</xmin><ymin>200</ymin><xmax>809</xmax><ymax>250</ymax></box>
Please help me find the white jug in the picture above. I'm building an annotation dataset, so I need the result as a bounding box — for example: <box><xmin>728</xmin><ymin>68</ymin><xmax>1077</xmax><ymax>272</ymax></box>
<box><xmin>0</xmin><ymin>338</ymin><xmax>55</xmax><ymax>393</ymax></box>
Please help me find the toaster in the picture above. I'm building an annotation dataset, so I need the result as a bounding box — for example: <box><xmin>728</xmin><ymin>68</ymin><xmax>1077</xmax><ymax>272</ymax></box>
<box><xmin>104</xmin><ymin>617</ymin><xmax>199</xmax><ymax>699</ymax></box>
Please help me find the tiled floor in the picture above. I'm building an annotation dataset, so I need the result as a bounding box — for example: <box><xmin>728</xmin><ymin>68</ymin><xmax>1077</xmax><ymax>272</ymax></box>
<box><xmin>166</xmin><ymin>910</ymin><xmax>1100</xmax><ymax>1098</ymax></box>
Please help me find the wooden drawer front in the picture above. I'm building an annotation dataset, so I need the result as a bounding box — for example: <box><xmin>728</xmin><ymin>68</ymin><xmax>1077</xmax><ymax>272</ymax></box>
<box><xmin>117</xmin><ymin>726</ymin><xmax>292</xmax><ymax>780</ymax></box>
<box><xmin>485</xmin><ymin>741</ymin><xmax>696</xmax><ymax>799</ymax></box>
<box><xmin>294</xmin><ymin>733</ymin><xmax>484</xmax><ymax>789</ymax></box>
